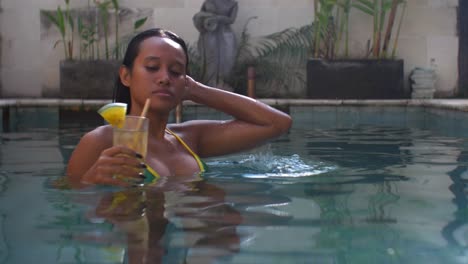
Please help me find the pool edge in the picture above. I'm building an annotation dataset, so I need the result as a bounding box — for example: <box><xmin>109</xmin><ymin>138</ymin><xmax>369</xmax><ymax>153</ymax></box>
<box><xmin>1</xmin><ymin>98</ymin><xmax>468</xmax><ymax>112</ymax></box>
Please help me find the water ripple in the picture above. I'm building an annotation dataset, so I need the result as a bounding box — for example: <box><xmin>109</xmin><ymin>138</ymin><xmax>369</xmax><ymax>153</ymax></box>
<box><xmin>208</xmin><ymin>153</ymin><xmax>337</xmax><ymax>179</ymax></box>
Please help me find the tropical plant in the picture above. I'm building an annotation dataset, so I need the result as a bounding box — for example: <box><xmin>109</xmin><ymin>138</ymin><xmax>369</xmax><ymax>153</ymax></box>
<box><xmin>111</xmin><ymin>0</ymin><xmax>120</xmax><ymax>59</ymax></box>
<box><xmin>189</xmin><ymin>17</ymin><xmax>315</xmax><ymax>97</ymax></box>
<box><xmin>335</xmin><ymin>0</ymin><xmax>353</xmax><ymax>58</ymax></box>
<box><xmin>95</xmin><ymin>0</ymin><xmax>111</xmax><ymax>59</ymax></box>
<box><xmin>313</xmin><ymin>0</ymin><xmax>339</xmax><ymax>59</ymax></box>
<box><xmin>236</xmin><ymin>22</ymin><xmax>314</xmax><ymax>96</ymax></box>
<box><xmin>312</xmin><ymin>0</ymin><xmax>407</xmax><ymax>60</ymax></box>
<box><xmin>353</xmin><ymin>0</ymin><xmax>407</xmax><ymax>58</ymax></box>
<box><xmin>112</xmin><ymin>17</ymin><xmax>149</xmax><ymax>60</ymax></box>
<box><xmin>44</xmin><ymin>0</ymin><xmax>148</xmax><ymax>61</ymax></box>
<box><xmin>43</xmin><ymin>0</ymin><xmax>74</xmax><ymax>60</ymax></box>
<box><xmin>77</xmin><ymin>15</ymin><xmax>98</xmax><ymax>60</ymax></box>
<box><xmin>312</xmin><ymin>0</ymin><xmax>355</xmax><ymax>59</ymax></box>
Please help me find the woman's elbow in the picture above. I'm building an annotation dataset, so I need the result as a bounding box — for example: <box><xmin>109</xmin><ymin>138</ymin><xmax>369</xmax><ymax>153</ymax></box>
<box><xmin>274</xmin><ymin>113</ymin><xmax>292</xmax><ymax>136</ymax></box>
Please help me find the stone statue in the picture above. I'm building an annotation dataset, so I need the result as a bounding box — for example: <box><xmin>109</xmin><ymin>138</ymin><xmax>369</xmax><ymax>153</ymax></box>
<box><xmin>193</xmin><ymin>0</ymin><xmax>238</xmax><ymax>90</ymax></box>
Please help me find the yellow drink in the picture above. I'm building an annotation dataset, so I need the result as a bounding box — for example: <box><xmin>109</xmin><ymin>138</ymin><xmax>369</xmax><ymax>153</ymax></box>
<box><xmin>113</xmin><ymin>116</ymin><xmax>149</xmax><ymax>181</ymax></box>
<box><xmin>113</xmin><ymin>129</ymin><xmax>148</xmax><ymax>157</ymax></box>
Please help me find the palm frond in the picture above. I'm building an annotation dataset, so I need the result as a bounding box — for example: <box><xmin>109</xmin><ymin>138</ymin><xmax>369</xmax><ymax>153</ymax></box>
<box><xmin>245</xmin><ymin>23</ymin><xmax>315</xmax><ymax>96</ymax></box>
<box><xmin>255</xmin><ymin>24</ymin><xmax>314</xmax><ymax>64</ymax></box>
<box><xmin>190</xmin><ymin>18</ymin><xmax>314</xmax><ymax>97</ymax></box>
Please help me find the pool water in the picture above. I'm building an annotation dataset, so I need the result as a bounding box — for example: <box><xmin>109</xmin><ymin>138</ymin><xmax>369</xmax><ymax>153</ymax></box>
<box><xmin>1</xmin><ymin>106</ymin><xmax>468</xmax><ymax>263</ymax></box>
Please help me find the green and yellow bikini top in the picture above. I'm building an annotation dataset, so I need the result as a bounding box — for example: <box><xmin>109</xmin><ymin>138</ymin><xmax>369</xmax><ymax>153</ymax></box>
<box><xmin>142</xmin><ymin>129</ymin><xmax>207</xmax><ymax>185</ymax></box>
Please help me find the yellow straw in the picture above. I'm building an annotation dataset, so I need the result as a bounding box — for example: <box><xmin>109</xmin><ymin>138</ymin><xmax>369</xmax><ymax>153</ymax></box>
<box><xmin>141</xmin><ymin>98</ymin><xmax>151</xmax><ymax>118</ymax></box>
<box><xmin>137</xmin><ymin>98</ymin><xmax>150</xmax><ymax>130</ymax></box>
<box><xmin>130</xmin><ymin>98</ymin><xmax>150</xmax><ymax>160</ymax></box>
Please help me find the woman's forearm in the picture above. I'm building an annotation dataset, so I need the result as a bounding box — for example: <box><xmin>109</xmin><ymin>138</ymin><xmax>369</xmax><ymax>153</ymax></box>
<box><xmin>186</xmin><ymin>81</ymin><xmax>291</xmax><ymax>134</ymax></box>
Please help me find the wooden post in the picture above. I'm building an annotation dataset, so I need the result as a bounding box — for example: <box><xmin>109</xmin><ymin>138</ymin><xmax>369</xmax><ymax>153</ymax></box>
<box><xmin>247</xmin><ymin>66</ymin><xmax>256</xmax><ymax>98</ymax></box>
<box><xmin>175</xmin><ymin>103</ymin><xmax>183</xmax><ymax>123</ymax></box>
<box><xmin>2</xmin><ymin>106</ymin><xmax>10</xmax><ymax>132</ymax></box>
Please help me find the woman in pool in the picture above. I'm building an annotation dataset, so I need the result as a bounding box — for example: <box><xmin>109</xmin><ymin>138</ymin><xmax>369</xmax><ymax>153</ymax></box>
<box><xmin>67</xmin><ymin>28</ymin><xmax>292</xmax><ymax>187</ymax></box>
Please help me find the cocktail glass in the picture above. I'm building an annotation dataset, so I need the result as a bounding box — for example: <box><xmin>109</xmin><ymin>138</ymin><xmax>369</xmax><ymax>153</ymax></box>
<box><xmin>113</xmin><ymin>116</ymin><xmax>149</xmax><ymax>182</ymax></box>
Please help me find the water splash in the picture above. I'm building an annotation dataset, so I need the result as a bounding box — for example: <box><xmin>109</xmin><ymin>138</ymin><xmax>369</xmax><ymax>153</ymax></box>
<box><xmin>240</xmin><ymin>153</ymin><xmax>336</xmax><ymax>178</ymax></box>
<box><xmin>204</xmin><ymin>145</ymin><xmax>337</xmax><ymax>179</ymax></box>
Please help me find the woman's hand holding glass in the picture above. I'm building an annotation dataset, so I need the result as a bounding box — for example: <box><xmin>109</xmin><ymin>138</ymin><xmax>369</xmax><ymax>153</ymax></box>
<box><xmin>81</xmin><ymin>145</ymin><xmax>146</xmax><ymax>187</ymax></box>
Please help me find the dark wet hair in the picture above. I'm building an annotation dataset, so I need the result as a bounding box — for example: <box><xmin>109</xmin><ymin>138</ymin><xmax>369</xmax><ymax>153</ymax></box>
<box><xmin>113</xmin><ymin>28</ymin><xmax>190</xmax><ymax>112</ymax></box>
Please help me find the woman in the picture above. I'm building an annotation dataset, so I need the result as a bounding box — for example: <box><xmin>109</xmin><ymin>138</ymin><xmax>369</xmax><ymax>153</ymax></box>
<box><xmin>67</xmin><ymin>28</ymin><xmax>291</xmax><ymax>187</ymax></box>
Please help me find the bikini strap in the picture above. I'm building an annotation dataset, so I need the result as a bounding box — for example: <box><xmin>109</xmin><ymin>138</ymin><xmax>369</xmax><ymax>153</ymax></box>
<box><xmin>165</xmin><ymin>128</ymin><xmax>206</xmax><ymax>172</ymax></box>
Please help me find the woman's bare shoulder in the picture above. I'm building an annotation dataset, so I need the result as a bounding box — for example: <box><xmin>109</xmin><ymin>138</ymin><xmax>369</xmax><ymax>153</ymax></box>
<box><xmin>79</xmin><ymin>125</ymin><xmax>113</xmax><ymax>147</ymax></box>
<box><xmin>167</xmin><ymin>120</ymin><xmax>226</xmax><ymax>151</ymax></box>
<box><xmin>67</xmin><ymin>125</ymin><xmax>113</xmax><ymax>182</ymax></box>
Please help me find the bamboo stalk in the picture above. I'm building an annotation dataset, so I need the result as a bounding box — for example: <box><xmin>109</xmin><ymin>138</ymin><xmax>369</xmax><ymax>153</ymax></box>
<box><xmin>372</xmin><ymin>0</ymin><xmax>379</xmax><ymax>58</ymax></box>
<box><xmin>376</xmin><ymin>0</ymin><xmax>387</xmax><ymax>57</ymax></box>
<box><xmin>382</xmin><ymin>0</ymin><xmax>399</xmax><ymax>58</ymax></box>
<box><xmin>344</xmin><ymin>0</ymin><xmax>351</xmax><ymax>58</ymax></box>
<box><xmin>391</xmin><ymin>2</ymin><xmax>406</xmax><ymax>58</ymax></box>
<box><xmin>334</xmin><ymin>4</ymin><xmax>344</xmax><ymax>57</ymax></box>
<box><xmin>313</xmin><ymin>0</ymin><xmax>321</xmax><ymax>58</ymax></box>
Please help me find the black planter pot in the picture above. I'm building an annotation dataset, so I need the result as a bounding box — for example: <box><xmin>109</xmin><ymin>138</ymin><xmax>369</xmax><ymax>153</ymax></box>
<box><xmin>60</xmin><ymin>60</ymin><xmax>121</xmax><ymax>99</ymax></box>
<box><xmin>306</xmin><ymin>59</ymin><xmax>406</xmax><ymax>99</ymax></box>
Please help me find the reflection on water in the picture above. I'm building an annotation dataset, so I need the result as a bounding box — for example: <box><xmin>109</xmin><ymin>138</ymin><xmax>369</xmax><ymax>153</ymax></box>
<box><xmin>1</xmin><ymin>107</ymin><xmax>468</xmax><ymax>263</ymax></box>
<box><xmin>40</xmin><ymin>178</ymin><xmax>292</xmax><ymax>263</ymax></box>
<box><xmin>90</xmin><ymin>181</ymin><xmax>244</xmax><ymax>263</ymax></box>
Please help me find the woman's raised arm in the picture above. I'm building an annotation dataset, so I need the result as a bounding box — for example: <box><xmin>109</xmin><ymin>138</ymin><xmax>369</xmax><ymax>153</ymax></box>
<box><xmin>180</xmin><ymin>77</ymin><xmax>292</xmax><ymax>157</ymax></box>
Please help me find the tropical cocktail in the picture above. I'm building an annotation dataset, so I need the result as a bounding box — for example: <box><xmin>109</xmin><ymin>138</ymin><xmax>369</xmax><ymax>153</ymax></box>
<box><xmin>98</xmin><ymin>102</ymin><xmax>150</xmax><ymax>183</ymax></box>
<box><xmin>113</xmin><ymin>116</ymin><xmax>149</xmax><ymax>157</ymax></box>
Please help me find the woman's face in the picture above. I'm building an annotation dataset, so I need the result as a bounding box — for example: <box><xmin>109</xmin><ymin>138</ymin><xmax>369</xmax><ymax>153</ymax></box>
<box><xmin>120</xmin><ymin>36</ymin><xmax>187</xmax><ymax>115</ymax></box>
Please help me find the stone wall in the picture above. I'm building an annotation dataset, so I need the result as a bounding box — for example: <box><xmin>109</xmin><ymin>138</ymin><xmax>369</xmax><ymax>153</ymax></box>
<box><xmin>398</xmin><ymin>0</ymin><xmax>458</xmax><ymax>97</ymax></box>
<box><xmin>0</xmin><ymin>0</ymin><xmax>2</xmax><ymax>97</ymax></box>
<box><xmin>345</xmin><ymin>0</ymin><xmax>458</xmax><ymax>96</ymax></box>
<box><xmin>0</xmin><ymin>0</ymin><xmax>460</xmax><ymax>98</ymax></box>
<box><xmin>1</xmin><ymin>0</ymin><xmax>316</xmax><ymax>98</ymax></box>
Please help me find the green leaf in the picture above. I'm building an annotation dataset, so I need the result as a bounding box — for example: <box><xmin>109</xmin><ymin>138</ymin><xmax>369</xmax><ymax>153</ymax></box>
<box><xmin>53</xmin><ymin>39</ymin><xmax>63</xmax><ymax>49</ymax></box>
<box><xmin>56</xmin><ymin>7</ymin><xmax>66</xmax><ymax>36</ymax></box>
<box><xmin>354</xmin><ymin>0</ymin><xmax>374</xmax><ymax>10</ymax></box>
<box><xmin>352</xmin><ymin>3</ymin><xmax>374</xmax><ymax>15</ymax></box>
<box><xmin>111</xmin><ymin>0</ymin><xmax>119</xmax><ymax>10</ymax></box>
<box><xmin>43</xmin><ymin>11</ymin><xmax>60</xmax><ymax>28</ymax></box>
<box><xmin>134</xmin><ymin>17</ymin><xmax>147</xmax><ymax>30</ymax></box>
<box><xmin>78</xmin><ymin>17</ymin><xmax>83</xmax><ymax>33</ymax></box>
<box><xmin>382</xmin><ymin>0</ymin><xmax>394</xmax><ymax>10</ymax></box>
<box><xmin>68</xmin><ymin>13</ymin><xmax>74</xmax><ymax>30</ymax></box>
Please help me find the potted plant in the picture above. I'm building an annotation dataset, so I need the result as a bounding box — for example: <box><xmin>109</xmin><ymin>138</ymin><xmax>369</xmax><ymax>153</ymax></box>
<box><xmin>307</xmin><ymin>0</ymin><xmax>408</xmax><ymax>99</ymax></box>
<box><xmin>43</xmin><ymin>0</ymin><xmax>148</xmax><ymax>99</ymax></box>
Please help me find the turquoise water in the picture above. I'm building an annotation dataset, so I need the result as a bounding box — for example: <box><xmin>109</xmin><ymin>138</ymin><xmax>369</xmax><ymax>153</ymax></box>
<box><xmin>1</xmin><ymin>106</ymin><xmax>468</xmax><ymax>263</ymax></box>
